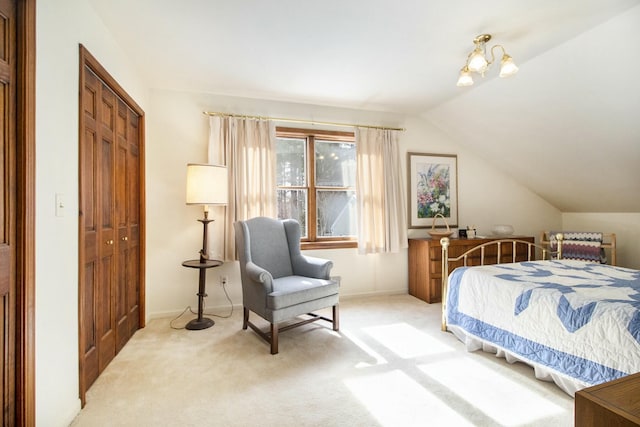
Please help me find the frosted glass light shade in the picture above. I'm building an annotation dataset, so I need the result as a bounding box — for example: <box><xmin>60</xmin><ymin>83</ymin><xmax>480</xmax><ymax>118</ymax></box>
<box><xmin>186</xmin><ymin>163</ymin><xmax>228</xmax><ymax>205</ymax></box>
<box><xmin>467</xmin><ymin>48</ymin><xmax>488</xmax><ymax>73</ymax></box>
<box><xmin>456</xmin><ymin>68</ymin><xmax>474</xmax><ymax>87</ymax></box>
<box><xmin>499</xmin><ymin>54</ymin><xmax>519</xmax><ymax>77</ymax></box>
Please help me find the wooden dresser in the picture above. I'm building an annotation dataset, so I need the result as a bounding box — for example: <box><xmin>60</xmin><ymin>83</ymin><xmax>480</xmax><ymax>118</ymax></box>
<box><xmin>408</xmin><ymin>236</ymin><xmax>535</xmax><ymax>303</ymax></box>
<box><xmin>575</xmin><ymin>372</ymin><xmax>640</xmax><ymax>426</ymax></box>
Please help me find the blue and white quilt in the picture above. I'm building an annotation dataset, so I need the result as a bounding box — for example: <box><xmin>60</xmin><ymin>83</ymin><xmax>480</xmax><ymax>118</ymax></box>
<box><xmin>446</xmin><ymin>260</ymin><xmax>640</xmax><ymax>394</ymax></box>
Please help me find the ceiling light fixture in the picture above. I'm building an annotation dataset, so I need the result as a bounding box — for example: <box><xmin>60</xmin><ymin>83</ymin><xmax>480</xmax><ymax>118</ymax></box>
<box><xmin>456</xmin><ymin>34</ymin><xmax>518</xmax><ymax>87</ymax></box>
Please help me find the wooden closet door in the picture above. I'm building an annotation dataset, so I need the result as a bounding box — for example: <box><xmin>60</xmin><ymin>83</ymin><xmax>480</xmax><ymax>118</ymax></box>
<box><xmin>115</xmin><ymin>99</ymin><xmax>140</xmax><ymax>352</ymax></box>
<box><xmin>79</xmin><ymin>45</ymin><xmax>145</xmax><ymax>405</ymax></box>
<box><xmin>0</xmin><ymin>0</ymin><xmax>16</xmax><ymax>423</ymax></box>
<box><xmin>125</xmin><ymin>107</ymin><xmax>141</xmax><ymax>339</ymax></box>
<box><xmin>80</xmin><ymin>67</ymin><xmax>117</xmax><ymax>391</ymax></box>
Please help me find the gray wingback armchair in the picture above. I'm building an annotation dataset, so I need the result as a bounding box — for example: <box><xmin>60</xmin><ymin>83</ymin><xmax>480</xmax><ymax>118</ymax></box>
<box><xmin>234</xmin><ymin>217</ymin><xmax>340</xmax><ymax>354</ymax></box>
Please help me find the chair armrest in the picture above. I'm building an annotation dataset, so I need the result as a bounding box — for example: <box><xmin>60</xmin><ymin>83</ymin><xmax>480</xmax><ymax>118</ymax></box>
<box><xmin>292</xmin><ymin>254</ymin><xmax>333</xmax><ymax>279</ymax></box>
<box><xmin>245</xmin><ymin>261</ymin><xmax>274</xmax><ymax>292</ymax></box>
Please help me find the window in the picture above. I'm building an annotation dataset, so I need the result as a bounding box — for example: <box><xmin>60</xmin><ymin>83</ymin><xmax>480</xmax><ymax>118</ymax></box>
<box><xmin>276</xmin><ymin>127</ymin><xmax>357</xmax><ymax>249</ymax></box>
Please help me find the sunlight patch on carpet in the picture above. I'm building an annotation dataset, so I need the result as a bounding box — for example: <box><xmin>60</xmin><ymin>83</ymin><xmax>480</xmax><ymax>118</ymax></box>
<box><xmin>341</xmin><ymin>328</ymin><xmax>387</xmax><ymax>367</ymax></box>
<box><xmin>344</xmin><ymin>370</ymin><xmax>474</xmax><ymax>427</ymax></box>
<box><xmin>419</xmin><ymin>358</ymin><xmax>566</xmax><ymax>426</ymax></box>
<box><xmin>364</xmin><ymin>323</ymin><xmax>456</xmax><ymax>359</ymax></box>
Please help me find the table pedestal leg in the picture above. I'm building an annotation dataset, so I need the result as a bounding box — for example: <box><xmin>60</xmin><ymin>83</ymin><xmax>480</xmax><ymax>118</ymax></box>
<box><xmin>186</xmin><ymin>267</ymin><xmax>214</xmax><ymax>330</ymax></box>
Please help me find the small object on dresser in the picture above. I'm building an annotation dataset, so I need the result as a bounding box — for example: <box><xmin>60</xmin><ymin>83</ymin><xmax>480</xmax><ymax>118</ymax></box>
<box><xmin>458</xmin><ymin>229</ymin><xmax>467</xmax><ymax>238</ymax></box>
<box><xmin>466</xmin><ymin>225</ymin><xmax>476</xmax><ymax>239</ymax></box>
<box><xmin>492</xmin><ymin>224</ymin><xmax>514</xmax><ymax>236</ymax></box>
<box><xmin>428</xmin><ymin>213</ymin><xmax>453</xmax><ymax>238</ymax></box>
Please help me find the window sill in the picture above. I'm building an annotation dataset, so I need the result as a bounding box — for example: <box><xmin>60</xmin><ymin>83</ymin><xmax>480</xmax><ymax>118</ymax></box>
<box><xmin>301</xmin><ymin>241</ymin><xmax>357</xmax><ymax>250</ymax></box>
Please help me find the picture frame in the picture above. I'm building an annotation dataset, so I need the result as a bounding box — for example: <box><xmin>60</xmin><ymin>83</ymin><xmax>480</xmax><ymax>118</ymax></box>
<box><xmin>407</xmin><ymin>152</ymin><xmax>458</xmax><ymax>229</ymax></box>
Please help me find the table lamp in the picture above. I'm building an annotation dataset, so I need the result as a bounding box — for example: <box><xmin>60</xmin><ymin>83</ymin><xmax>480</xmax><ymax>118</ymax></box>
<box><xmin>186</xmin><ymin>163</ymin><xmax>228</xmax><ymax>262</ymax></box>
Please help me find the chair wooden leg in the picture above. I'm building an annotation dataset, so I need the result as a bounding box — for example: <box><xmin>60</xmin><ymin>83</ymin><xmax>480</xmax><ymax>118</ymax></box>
<box><xmin>245</xmin><ymin>308</ymin><xmax>336</xmax><ymax>354</ymax></box>
<box><xmin>270</xmin><ymin>323</ymin><xmax>279</xmax><ymax>355</ymax></box>
<box><xmin>243</xmin><ymin>307</ymin><xmax>249</xmax><ymax>330</ymax></box>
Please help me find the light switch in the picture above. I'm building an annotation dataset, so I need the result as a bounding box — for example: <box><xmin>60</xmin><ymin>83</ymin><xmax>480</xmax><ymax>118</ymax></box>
<box><xmin>55</xmin><ymin>193</ymin><xmax>65</xmax><ymax>217</ymax></box>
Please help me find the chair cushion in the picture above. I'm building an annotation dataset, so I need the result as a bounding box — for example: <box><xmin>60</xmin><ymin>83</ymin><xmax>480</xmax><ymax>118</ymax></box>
<box><xmin>267</xmin><ymin>276</ymin><xmax>339</xmax><ymax>310</ymax></box>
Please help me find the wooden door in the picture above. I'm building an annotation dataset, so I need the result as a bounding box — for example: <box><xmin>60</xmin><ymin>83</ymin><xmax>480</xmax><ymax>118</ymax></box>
<box><xmin>79</xmin><ymin>46</ymin><xmax>145</xmax><ymax>404</ymax></box>
<box><xmin>80</xmin><ymin>66</ymin><xmax>116</xmax><ymax>391</ymax></box>
<box><xmin>114</xmin><ymin>99</ymin><xmax>140</xmax><ymax>351</ymax></box>
<box><xmin>0</xmin><ymin>0</ymin><xmax>16</xmax><ymax>423</ymax></box>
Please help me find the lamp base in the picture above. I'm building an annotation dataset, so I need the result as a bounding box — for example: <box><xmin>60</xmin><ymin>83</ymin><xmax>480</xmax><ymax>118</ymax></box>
<box><xmin>185</xmin><ymin>317</ymin><xmax>215</xmax><ymax>330</ymax></box>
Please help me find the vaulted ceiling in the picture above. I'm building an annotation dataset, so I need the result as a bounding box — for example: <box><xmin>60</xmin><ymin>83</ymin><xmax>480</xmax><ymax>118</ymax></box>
<box><xmin>89</xmin><ymin>0</ymin><xmax>640</xmax><ymax>212</ymax></box>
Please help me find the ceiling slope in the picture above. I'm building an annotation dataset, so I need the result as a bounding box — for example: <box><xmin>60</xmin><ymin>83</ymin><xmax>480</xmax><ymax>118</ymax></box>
<box><xmin>424</xmin><ymin>4</ymin><xmax>640</xmax><ymax>212</ymax></box>
<box><xmin>89</xmin><ymin>0</ymin><xmax>640</xmax><ymax>212</ymax></box>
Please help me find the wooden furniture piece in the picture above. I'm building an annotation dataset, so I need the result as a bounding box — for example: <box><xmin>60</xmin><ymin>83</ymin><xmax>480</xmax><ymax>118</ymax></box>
<box><xmin>575</xmin><ymin>372</ymin><xmax>640</xmax><ymax>426</ymax></box>
<box><xmin>235</xmin><ymin>217</ymin><xmax>339</xmax><ymax>354</ymax></box>
<box><xmin>440</xmin><ymin>237</ymin><xmax>640</xmax><ymax>397</ymax></box>
<box><xmin>78</xmin><ymin>47</ymin><xmax>145</xmax><ymax>405</ymax></box>
<box><xmin>408</xmin><ymin>236</ymin><xmax>534</xmax><ymax>303</ymax></box>
<box><xmin>182</xmin><ymin>259</ymin><xmax>223</xmax><ymax>330</ymax></box>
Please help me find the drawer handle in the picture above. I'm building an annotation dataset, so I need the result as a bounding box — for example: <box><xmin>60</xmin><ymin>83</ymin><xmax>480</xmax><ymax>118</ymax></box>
<box><xmin>122</xmin><ymin>236</ymin><xmax>128</xmax><ymax>241</ymax></box>
<box><xmin>106</xmin><ymin>240</ymin><xmax>114</xmax><ymax>245</ymax></box>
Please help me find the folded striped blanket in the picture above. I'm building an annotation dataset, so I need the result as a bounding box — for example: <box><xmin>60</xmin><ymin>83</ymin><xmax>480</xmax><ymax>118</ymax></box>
<box><xmin>550</xmin><ymin>231</ymin><xmax>605</xmax><ymax>263</ymax></box>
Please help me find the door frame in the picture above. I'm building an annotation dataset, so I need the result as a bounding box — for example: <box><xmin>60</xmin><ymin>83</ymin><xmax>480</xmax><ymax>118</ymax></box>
<box><xmin>77</xmin><ymin>45</ymin><xmax>146</xmax><ymax>405</ymax></box>
<box><xmin>15</xmin><ymin>0</ymin><xmax>36</xmax><ymax>425</ymax></box>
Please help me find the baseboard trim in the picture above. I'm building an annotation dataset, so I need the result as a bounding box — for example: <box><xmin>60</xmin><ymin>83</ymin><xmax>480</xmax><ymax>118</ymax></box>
<box><xmin>147</xmin><ymin>290</ymin><xmax>410</xmax><ymax>321</ymax></box>
<box><xmin>147</xmin><ymin>302</ymin><xmax>243</xmax><ymax>321</ymax></box>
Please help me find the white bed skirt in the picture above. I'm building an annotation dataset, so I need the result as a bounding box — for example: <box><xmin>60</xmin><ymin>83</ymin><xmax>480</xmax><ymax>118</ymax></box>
<box><xmin>448</xmin><ymin>324</ymin><xmax>590</xmax><ymax>397</ymax></box>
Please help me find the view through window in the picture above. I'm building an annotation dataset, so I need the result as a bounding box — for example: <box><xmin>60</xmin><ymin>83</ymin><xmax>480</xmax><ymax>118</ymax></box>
<box><xmin>276</xmin><ymin>127</ymin><xmax>357</xmax><ymax>248</ymax></box>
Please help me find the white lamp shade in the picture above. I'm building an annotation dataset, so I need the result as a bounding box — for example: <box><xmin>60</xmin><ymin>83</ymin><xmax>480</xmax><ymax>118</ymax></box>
<box><xmin>456</xmin><ymin>69</ymin><xmax>474</xmax><ymax>87</ymax></box>
<box><xmin>499</xmin><ymin>55</ymin><xmax>519</xmax><ymax>78</ymax></box>
<box><xmin>467</xmin><ymin>49</ymin><xmax>488</xmax><ymax>73</ymax></box>
<box><xmin>186</xmin><ymin>163</ymin><xmax>228</xmax><ymax>205</ymax></box>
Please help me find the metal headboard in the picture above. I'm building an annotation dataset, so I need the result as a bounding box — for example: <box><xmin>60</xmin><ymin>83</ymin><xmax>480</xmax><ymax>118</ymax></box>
<box><xmin>440</xmin><ymin>235</ymin><xmax>563</xmax><ymax>331</ymax></box>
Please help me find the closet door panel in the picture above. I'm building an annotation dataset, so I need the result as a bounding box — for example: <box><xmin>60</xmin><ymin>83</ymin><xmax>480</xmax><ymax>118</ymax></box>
<box><xmin>115</xmin><ymin>99</ymin><xmax>130</xmax><ymax>352</ymax></box>
<box><xmin>96</xmin><ymin>83</ymin><xmax>116</xmax><ymax>372</ymax></box>
<box><xmin>79</xmin><ymin>46</ymin><xmax>144</xmax><ymax>403</ymax></box>
<box><xmin>80</xmin><ymin>69</ymin><xmax>100</xmax><ymax>391</ymax></box>
<box><xmin>126</xmin><ymin>108</ymin><xmax>140</xmax><ymax>336</ymax></box>
<box><xmin>0</xmin><ymin>0</ymin><xmax>15</xmax><ymax>420</ymax></box>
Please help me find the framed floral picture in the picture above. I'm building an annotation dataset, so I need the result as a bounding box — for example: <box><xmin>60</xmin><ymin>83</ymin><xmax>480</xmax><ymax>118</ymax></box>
<box><xmin>407</xmin><ymin>152</ymin><xmax>458</xmax><ymax>229</ymax></box>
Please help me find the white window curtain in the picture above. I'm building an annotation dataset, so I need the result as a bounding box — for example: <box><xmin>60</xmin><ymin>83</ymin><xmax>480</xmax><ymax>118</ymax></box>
<box><xmin>208</xmin><ymin>115</ymin><xmax>276</xmax><ymax>260</ymax></box>
<box><xmin>355</xmin><ymin>127</ymin><xmax>408</xmax><ymax>254</ymax></box>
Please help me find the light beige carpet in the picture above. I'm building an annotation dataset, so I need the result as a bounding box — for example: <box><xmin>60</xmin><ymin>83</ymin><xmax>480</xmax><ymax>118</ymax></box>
<box><xmin>71</xmin><ymin>294</ymin><xmax>573</xmax><ymax>426</ymax></box>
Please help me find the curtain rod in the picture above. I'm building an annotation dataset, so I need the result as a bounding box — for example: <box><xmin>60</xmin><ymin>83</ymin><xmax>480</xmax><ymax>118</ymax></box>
<box><xmin>203</xmin><ymin>111</ymin><xmax>405</xmax><ymax>132</ymax></box>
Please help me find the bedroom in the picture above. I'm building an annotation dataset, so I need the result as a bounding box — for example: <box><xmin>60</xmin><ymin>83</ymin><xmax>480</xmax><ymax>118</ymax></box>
<box><xmin>28</xmin><ymin>0</ymin><xmax>640</xmax><ymax>425</ymax></box>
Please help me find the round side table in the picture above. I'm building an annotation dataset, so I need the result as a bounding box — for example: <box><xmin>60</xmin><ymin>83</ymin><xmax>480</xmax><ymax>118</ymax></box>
<box><xmin>181</xmin><ymin>259</ymin><xmax>223</xmax><ymax>330</ymax></box>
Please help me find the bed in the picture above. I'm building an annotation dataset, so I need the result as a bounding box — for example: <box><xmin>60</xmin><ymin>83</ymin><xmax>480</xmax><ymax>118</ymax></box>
<box><xmin>440</xmin><ymin>236</ymin><xmax>640</xmax><ymax>396</ymax></box>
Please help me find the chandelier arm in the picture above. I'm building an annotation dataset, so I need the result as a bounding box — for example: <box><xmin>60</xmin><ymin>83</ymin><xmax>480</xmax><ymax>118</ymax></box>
<box><xmin>464</xmin><ymin>49</ymin><xmax>475</xmax><ymax>66</ymax></box>
<box><xmin>489</xmin><ymin>44</ymin><xmax>506</xmax><ymax>67</ymax></box>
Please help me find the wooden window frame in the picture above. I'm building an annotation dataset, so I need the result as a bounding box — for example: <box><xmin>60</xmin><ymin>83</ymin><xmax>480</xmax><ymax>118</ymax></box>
<box><xmin>276</xmin><ymin>127</ymin><xmax>357</xmax><ymax>250</ymax></box>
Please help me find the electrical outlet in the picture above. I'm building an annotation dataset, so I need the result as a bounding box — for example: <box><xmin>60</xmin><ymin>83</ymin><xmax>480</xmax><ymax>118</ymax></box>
<box><xmin>220</xmin><ymin>275</ymin><xmax>228</xmax><ymax>286</ymax></box>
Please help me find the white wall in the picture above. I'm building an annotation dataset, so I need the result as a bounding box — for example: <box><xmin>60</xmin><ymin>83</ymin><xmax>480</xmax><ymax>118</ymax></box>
<box><xmin>562</xmin><ymin>213</ymin><xmax>640</xmax><ymax>269</ymax></box>
<box><xmin>35</xmin><ymin>3</ymin><xmax>563</xmax><ymax>424</ymax></box>
<box><xmin>36</xmin><ymin>0</ymin><xmax>148</xmax><ymax>425</ymax></box>
<box><xmin>146</xmin><ymin>90</ymin><xmax>413</xmax><ymax>317</ymax></box>
<box><xmin>146</xmin><ymin>89</ymin><xmax>561</xmax><ymax>318</ymax></box>
<box><xmin>401</xmin><ymin>117</ymin><xmax>561</xmax><ymax>240</ymax></box>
